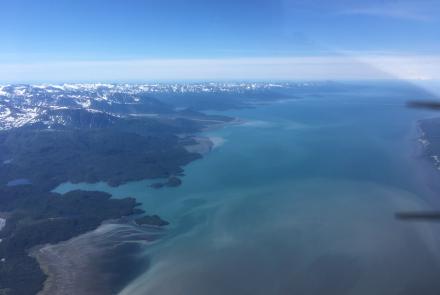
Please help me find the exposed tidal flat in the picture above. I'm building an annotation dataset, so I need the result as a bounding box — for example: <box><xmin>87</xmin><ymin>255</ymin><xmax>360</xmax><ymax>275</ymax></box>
<box><xmin>53</xmin><ymin>86</ymin><xmax>440</xmax><ymax>295</ymax></box>
<box><xmin>31</xmin><ymin>223</ymin><xmax>162</xmax><ymax>295</ymax></box>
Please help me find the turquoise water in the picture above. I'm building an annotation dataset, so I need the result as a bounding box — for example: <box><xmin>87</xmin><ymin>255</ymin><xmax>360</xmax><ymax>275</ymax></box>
<box><xmin>56</xmin><ymin>88</ymin><xmax>440</xmax><ymax>295</ymax></box>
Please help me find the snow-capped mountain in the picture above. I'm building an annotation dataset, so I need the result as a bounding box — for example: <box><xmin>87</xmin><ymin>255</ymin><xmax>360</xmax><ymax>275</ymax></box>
<box><xmin>0</xmin><ymin>84</ymin><xmax>170</xmax><ymax>130</ymax></box>
<box><xmin>0</xmin><ymin>82</ymin><xmax>320</xmax><ymax>130</ymax></box>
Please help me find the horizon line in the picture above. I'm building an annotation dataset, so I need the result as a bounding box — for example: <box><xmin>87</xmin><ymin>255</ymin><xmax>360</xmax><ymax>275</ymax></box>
<box><xmin>0</xmin><ymin>55</ymin><xmax>439</xmax><ymax>83</ymax></box>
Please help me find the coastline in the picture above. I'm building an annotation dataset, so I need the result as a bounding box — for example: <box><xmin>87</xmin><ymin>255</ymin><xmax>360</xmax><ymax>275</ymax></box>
<box><xmin>418</xmin><ymin>118</ymin><xmax>440</xmax><ymax>171</ymax></box>
<box><xmin>0</xmin><ymin>215</ymin><xmax>5</xmax><ymax>231</ymax></box>
<box><xmin>184</xmin><ymin>136</ymin><xmax>214</xmax><ymax>155</ymax></box>
<box><xmin>23</xmin><ymin>117</ymin><xmax>236</xmax><ymax>295</ymax></box>
<box><xmin>0</xmin><ymin>217</ymin><xmax>5</xmax><ymax>234</ymax></box>
<box><xmin>184</xmin><ymin>135</ymin><xmax>227</xmax><ymax>155</ymax></box>
<box><xmin>26</xmin><ymin>125</ymin><xmax>231</xmax><ymax>295</ymax></box>
<box><xmin>30</xmin><ymin>115</ymin><xmax>237</xmax><ymax>294</ymax></box>
<box><xmin>408</xmin><ymin>118</ymin><xmax>440</xmax><ymax>208</ymax></box>
<box><xmin>183</xmin><ymin>117</ymin><xmax>240</xmax><ymax>155</ymax></box>
<box><xmin>0</xmin><ymin>212</ymin><xmax>7</xmax><ymax>246</ymax></box>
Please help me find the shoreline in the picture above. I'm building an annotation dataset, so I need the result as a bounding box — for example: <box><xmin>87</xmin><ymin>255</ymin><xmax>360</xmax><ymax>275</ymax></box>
<box><xmin>417</xmin><ymin>118</ymin><xmax>440</xmax><ymax>172</ymax></box>
<box><xmin>0</xmin><ymin>212</ymin><xmax>6</xmax><ymax>228</ymax></box>
<box><xmin>33</xmin><ymin>115</ymin><xmax>240</xmax><ymax>295</ymax></box>
<box><xmin>409</xmin><ymin>118</ymin><xmax>440</xmax><ymax>207</ymax></box>
<box><xmin>184</xmin><ymin>135</ymin><xmax>227</xmax><ymax>155</ymax></box>
<box><xmin>183</xmin><ymin>117</ymin><xmax>241</xmax><ymax>156</ymax></box>
<box><xmin>0</xmin><ymin>213</ymin><xmax>8</xmax><ymax>246</ymax></box>
<box><xmin>27</xmin><ymin>120</ymin><xmax>232</xmax><ymax>295</ymax></box>
<box><xmin>184</xmin><ymin>136</ymin><xmax>214</xmax><ymax>155</ymax></box>
<box><xmin>0</xmin><ymin>217</ymin><xmax>5</xmax><ymax>233</ymax></box>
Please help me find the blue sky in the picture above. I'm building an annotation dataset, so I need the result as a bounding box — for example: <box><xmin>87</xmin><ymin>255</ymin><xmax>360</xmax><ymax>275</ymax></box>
<box><xmin>1</xmin><ymin>0</ymin><xmax>440</xmax><ymax>82</ymax></box>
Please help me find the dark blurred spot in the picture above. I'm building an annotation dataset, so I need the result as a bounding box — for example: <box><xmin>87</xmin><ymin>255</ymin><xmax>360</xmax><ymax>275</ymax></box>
<box><xmin>406</xmin><ymin>101</ymin><xmax>440</xmax><ymax>111</ymax></box>
<box><xmin>395</xmin><ymin>211</ymin><xmax>440</xmax><ymax>221</ymax></box>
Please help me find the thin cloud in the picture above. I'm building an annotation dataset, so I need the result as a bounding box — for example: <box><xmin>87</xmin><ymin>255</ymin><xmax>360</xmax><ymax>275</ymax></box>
<box><xmin>337</xmin><ymin>1</ymin><xmax>438</xmax><ymax>22</ymax></box>
<box><xmin>340</xmin><ymin>7</ymin><xmax>431</xmax><ymax>22</ymax></box>
<box><xmin>282</xmin><ymin>0</ymin><xmax>437</xmax><ymax>22</ymax></box>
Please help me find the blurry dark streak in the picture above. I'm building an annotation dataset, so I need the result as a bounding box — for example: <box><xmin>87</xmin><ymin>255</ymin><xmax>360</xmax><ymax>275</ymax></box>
<box><xmin>395</xmin><ymin>212</ymin><xmax>440</xmax><ymax>221</ymax></box>
<box><xmin>406</xmin><ymin>100</ymin><xmax>440</xmax><ymax>111</ymax></box>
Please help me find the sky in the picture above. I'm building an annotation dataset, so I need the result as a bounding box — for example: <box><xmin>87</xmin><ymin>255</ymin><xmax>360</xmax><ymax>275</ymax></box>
<box><xmin>1</xmin><ymin>0</ymin><xmax>439</xmax><ymax>82</ymax></box>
